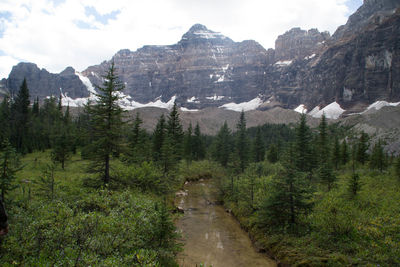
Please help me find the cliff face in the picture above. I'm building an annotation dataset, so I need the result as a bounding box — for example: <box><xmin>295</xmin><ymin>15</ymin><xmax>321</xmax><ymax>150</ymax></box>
<box><xmin>274</xmin><ymin>28</ymin><xmax>330</xmax><ymax>61</ymax></box>
<box><xmin>83</xmin><ymin>24</ymin><xmax>270</xmax><ymax>108</ymax></box>
<box><xmin>2</xmin><ymin>1</ymin><xmax>400</xmax><ymax>116</ymax></box>
<box><xmin>5</xmin><ymin>63</ymin><xmax>88</xmax><ymax>100</ymax></box>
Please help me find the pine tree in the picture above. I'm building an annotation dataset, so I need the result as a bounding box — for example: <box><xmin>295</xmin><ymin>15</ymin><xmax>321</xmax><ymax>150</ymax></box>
<box><xmin>369</xmin><ymin>140</ymin><xmax>387</xmax><ymax>172</ymax></box>
<box><xmin>295</xmin><ymin>114</ymin><xmax>313</xmax><ymax>173</ymax></box>
<box><xmin>183</xmin><ymin>123</ymin><xmax>193</xmax><ymax>163</ymax></box>
<box><xmin>0</xmin><ymin>140</ymin><xmax>20</xmax><ymax>202</ymax></box>
<box><xmin>253</xmin><ymin>127</ymin><xmax>265</xmax><ymax>163</ymax></box>
<box><xmin>85</xmin><ymin>62</ymin><xmax>126</xmax><ymax>185</ymax></box>
<box><xmin>356</xmin><ymin>132</ymin><xmax>369</xmax><ymax>165</ymax></box>
<box><xmin>236</xmin><ymin>111</ymin><xmax>250</xmax><ymax>172</ymax></box>
<box><xmin>192</xmin><ymin>122</ymin><xmax>205</xmax><ymax>160</ymax></box>
<box><xmin>267</xmin><ymin>144</ymin><xmax>279</xmax><ymax>163</ymax></box>
<box><xmin>128</xmin><ymin>112</ymin><xmax>148</xmax><ymax>163</ymax></box>
<box><xmin>152</xmin><ymin>114</ymin><xmax>166</xmax><ymax>162</ymax></box>
<box><xmin>212</xmin><ymin>121</ymin><xmax>232</xmax><ymax>167</ymax></box>
<box><xmin>11</xmin><ymin>78</ymin><xmax>31</xmax><ymax>153</ymax></box>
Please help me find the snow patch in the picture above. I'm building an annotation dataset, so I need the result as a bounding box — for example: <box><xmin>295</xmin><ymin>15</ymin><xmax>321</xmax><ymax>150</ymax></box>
<box><xmin>275</xmin><ymin>60</ymin><xmax>292</xmax><ymax>67</ymax></box>
<box><xmin>180</xmin><ymin>107</ymin><xmax>199</xmax><ymax>112</ymax></box>
<box><xmin>219</xmin><ymin>97</ymin><xmax>263</xmax><ymax>112</ymax></box>
<box><xmin>308</xmin><ymin>106</ymin><xmax>320</xmax><ymax>117</ymax></box>
<box><xmin>75</xmin><ymin>71</ymin><xmax>96</xmax><ymax>95</ymax></box>
<box><xmin>118</xmin><ymin>95</ymin><xmax>176</xmax><ymax>110</ymax></box>
<box><xmin>206</xmin><ymin>94</ymin><xmax>224</xmax><ymax>101</ymax></box>
<box><xmin>365</xmin><ymin>100</ymin><xmax>400</xmax><ymax>112</ymax></box>
<box><xmin>310</xmin><ymin>102</ymin><xmax>345</xmax><ymax>119</ymax></box>
<box><xmin>304</xmin><ymin>54</ymin><xmax>316</xmax><ymax>60</ymax></box>
<box><xmin>294</xmin><ymin>104</ymin><xmax>307</xmax><ymax>114</ymax></box>
<box><xmin>193</xmin><ymin>30</ymin><xmax>226</xmax><ymax>40</ymax></box>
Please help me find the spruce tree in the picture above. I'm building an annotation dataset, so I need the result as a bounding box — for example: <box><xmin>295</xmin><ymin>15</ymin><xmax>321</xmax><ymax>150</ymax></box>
<box><xmin>128</xmin><ymin>112</ymin><xmax>148</xmax><ymax>163</ymax></box>
<box><xmin>267</xmin><ymin>144</ymin><xmax>279</xmax><ymax>163</ymax></box>
<box><xmin>395</xmin><ymin>157</ymin><xmax>400</xmax><ymax>180</ymax></box>
<box><xmin>0</xmin><ymin>140</ymin><xmax>20</xmax><ymax>202</ymax></box>
<box><xmin>192</xmin><ymin>122</ymin><xmax>205</xmax><ymax>160</ymax></box>
<box><xmin>11</xmin><ymin>78</ymin><xmax>31</xmax><ymax>153</ymax></box>
<box><xmin>253</xmin><ymin>127</ymin><xmax>265</xmax><ymax>163</ymax></box>
<box><xmin>332</xmin><ymin>136</ymin><xmax>341</xmax><ymax>170</ymax></box>
<box><xmin>212</xmin><ymin>121</ymin><xmax>232</xmax><ymax>167</ymax></box>
<box><xmin>258</xmin><ymin>145</ymin><xmax>312</xmax><ymax>231</ymax></box>
<box><xmin>341</xmin><ymin>139</ymin><xmax>349</xmax><ymax>165</ymax></box>
<box><xmin>369</xmin><ymin>140</ymin><xmax>386</xmax><ymax>172</ymax></box>
<box><xmin>166</xmin><ymin>102</ymin><xmax>184</xmax><ymax>162</ymax></box>
<box><xmin>183</xmin><ymin>123</ymin><xmax>193</xmax><ymax>163</ymax></box>
<box><xmin>85</xmin><ymin>62</ymin><xmax>126</xmax><ymax>185</ymax></box>
<box><xmin>295</xmin><ymin>114</ymin><xmax>313</xmax><ymax>173</ymax></box>
<box><xmin>236</xmin><ymin>111</ymin><xmax>250</xmax><ymax>172</ymax></box>
<box><xmin>356</xmin><ymin>132</ymin><xmax>369</xmax><ymax>165</ymax></box>
<box><xmin>152</xmin><ymin>114</ymin><xmax>166</xmax><ymax>162</ymax></box>
<box><xmin>0</xmin><ymin>97</ymin><xmax>11</xmax><ymax>144</ymax></box>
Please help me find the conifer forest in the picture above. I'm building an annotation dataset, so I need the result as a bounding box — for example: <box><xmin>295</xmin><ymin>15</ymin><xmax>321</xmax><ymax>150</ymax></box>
<box><xmin>0</xmin><ymin>65</ymin><xmax>400</xmax><ymax>266</ymax></box>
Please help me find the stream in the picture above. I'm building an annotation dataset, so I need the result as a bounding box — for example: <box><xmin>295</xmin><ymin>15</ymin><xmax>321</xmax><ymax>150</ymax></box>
<box><xmin>175</xmin><ymin>180</ymin><xmax>276</xmax><ymax>267</ymax></box>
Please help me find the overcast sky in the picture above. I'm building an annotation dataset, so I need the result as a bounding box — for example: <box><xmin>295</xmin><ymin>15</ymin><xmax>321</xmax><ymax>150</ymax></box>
<box><xmin>0</xmin><ymin>0</ymin><xmax>363</xmax><ymax>79</ymax></box>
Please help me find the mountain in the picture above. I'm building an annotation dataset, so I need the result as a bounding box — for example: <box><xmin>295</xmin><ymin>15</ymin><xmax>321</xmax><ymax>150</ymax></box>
<box><xmin>2</xmin><ymin>0</ymin><xmax>400</xmax><ymax>117</ymax></box>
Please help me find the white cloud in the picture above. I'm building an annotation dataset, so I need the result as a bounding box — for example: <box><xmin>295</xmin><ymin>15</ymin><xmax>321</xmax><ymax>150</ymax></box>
<box><xmin>0</xmin><ymin>0</ymin><xmax>361</xmax><ymax>78</ymax></box>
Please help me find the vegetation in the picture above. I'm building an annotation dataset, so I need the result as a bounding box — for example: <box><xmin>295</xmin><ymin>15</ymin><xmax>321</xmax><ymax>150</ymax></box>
<box><xmin>0</xmin><ymin>69</ymin><xmax>399</xmax><ymax>265</ymax></box>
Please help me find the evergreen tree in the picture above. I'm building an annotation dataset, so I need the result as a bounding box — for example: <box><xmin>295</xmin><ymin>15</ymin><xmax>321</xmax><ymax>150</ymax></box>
<box><xmin>166</xmin><ymin>102</ymin><xmax>184</xmax><ymax>162</ymax></box>
<box><xmin>127</xmin><ymin>112</ymin><xmax>149</xmax><ymax>163</ymax></box>
<box><xmin>51</xmin><ymin>130</ymin><xmax>72</xmax><ymax>170</ymax></box>
<box><xmin>192</xmin><ymin>122</ymin><xmax>205</xmax><ymax>160</ymax></box>
<box><xmin>317</xmin><ymin>114</ymin><xmax>329</xmax><ymax>161</ymax></box>
<box><xmin>253</xmin><ymin>127</ymin><xmax>265</xmax><ymax>163</ymax></box>
<box><xmin>152</xmin><ymin>114</ymin><xmax>166</xmax><ymax>162</ymax></box>
<box><xmin>212</xmin><ymin>121</ymin><xmax>232</xmax><ymax>167</ymax></box>
<box><xmin>356</xmin><ymin>132</ymin><xmax>369</xmax><ymax>165</ymax></box>
<box><xmin>348</xmin><ymin>172</ymin><xmax>361</xmax><ymax>199</ymax></box>
<box><xmin>369</xmin><ymin>140</ymin><xmax>387</xmax><ymax>172</ymax></box>
<box><xmin>0</xmin><ymin>97</ymin><xmax>11</xmax><ymax>144</ymax></box>
<box><xmin>0</xmin><ymin>140</ymin><xmax>20</xmax><ymax>202</ymax></box>
<box><xmin>183</xmin><ymin>123</ymin><xmax>193</xmax><ymax>163</ymax></box>
<box><xmin>85</xmin><ymin>63</ymin><xmax>126</xmax><ymax>185</ymax></box>
<box><xmin>11</xmin><ymin>78</ymin><xmax>31</xmax><ymax>153</ymax></box>
<box><xmin>395</xmin><ymin>157</ymin><xmax>400</xmax><ymax>180</ymax></box>
<box><xmin>332</xmin><ymin>136</ymin><xmax>341</xmax><ymax>170</ymax></box>
<box><xmin>341</xmin><ymin>139</ymin><xmax>349</xmax><ymax>165</ymax></box>
<box><xmin>258</xmin><ymin>145</ymin><xmax>312</xmax><ymax>231</ymax></box>
<box><xmin>295</xmin><ymin>114</ymin><xmax>313</xmax><ymax>173</ymax></box>
<box><xmin>267</xmin><ymin>144</ymin><xmax>279</xmax><ymax>163</ymax></box>
<box><xmin>236</xmin><ymin>111</ymin><xmax>250</xmax><ymax>172</ymax></box>
<box><xmin>32</xmin><ymin>96</ymin><xmax>39</xmax><ymax>116</ymax></box>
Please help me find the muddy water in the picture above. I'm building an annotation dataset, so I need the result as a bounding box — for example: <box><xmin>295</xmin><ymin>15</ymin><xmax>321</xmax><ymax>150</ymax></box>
<box><xmin>176</xmin><ymin>180</ymin><xmax>276</xmax><ymax>267</ymax></box>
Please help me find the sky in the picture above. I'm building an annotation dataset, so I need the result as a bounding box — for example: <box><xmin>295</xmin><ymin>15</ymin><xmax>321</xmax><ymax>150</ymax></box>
<box><xmin>0</xmin><ymin>0</ymin><xmax>363</xmax><ymax>79</ymax></box>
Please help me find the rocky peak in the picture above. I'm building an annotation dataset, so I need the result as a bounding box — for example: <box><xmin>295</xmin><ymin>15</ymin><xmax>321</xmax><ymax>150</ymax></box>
<box><xmin>274</xmin><ymin>27</ymin><xmax>329</xmax><ymax>61</ymax></box>
<box><xmin>333</xmin><ymin>0</ymin><xmax>400</xmax><ymax>40</ymax></box>
<box><xmin>60</xmin><ymin>66</ymin><xmax>76</xmax><ymax>76</ymax></box>
<box><xmin>179</xmin><ymin>24</ymin><xmax>233</xmax><ymax>47</ymax></box>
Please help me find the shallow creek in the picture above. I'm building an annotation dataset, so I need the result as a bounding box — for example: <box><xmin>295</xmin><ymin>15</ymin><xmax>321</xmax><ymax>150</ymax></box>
<box><xmin>175</xmin><ymin>180</ymin><xmax>276</xmax><ymax>267</ymax></box>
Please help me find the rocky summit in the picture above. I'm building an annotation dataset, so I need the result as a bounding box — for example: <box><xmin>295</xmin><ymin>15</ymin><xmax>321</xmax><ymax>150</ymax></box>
<box><xmin>2</xmin><ymin>0</ymin><xmax>400</xmax><ymax>117</ymax></box>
